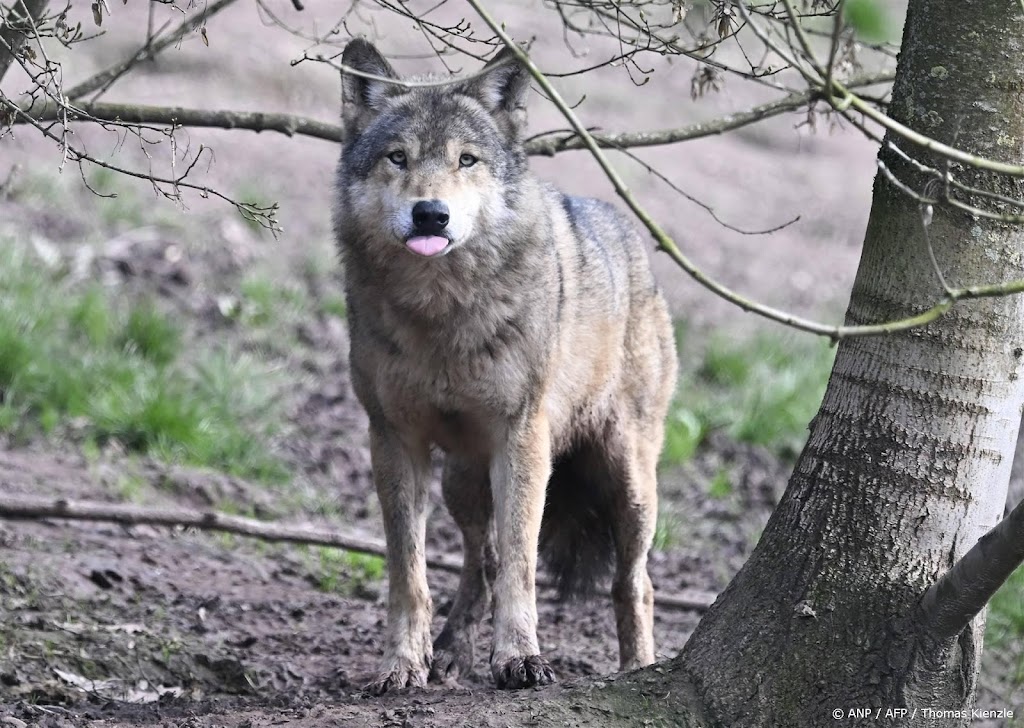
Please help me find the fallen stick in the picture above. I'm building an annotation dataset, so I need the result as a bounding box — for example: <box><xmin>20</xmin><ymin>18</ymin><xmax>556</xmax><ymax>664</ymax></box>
<box><xmin>0</xmin><ymin>494</ymin><xmax>716</xmax><ymax>612</ymax></box>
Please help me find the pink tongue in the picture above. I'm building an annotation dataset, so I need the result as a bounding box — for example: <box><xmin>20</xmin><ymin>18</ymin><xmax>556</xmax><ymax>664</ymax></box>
<box><xmin>406</xmin><ymin>236</ymin><xmax>448</xmax><ymax>257</ymax></box>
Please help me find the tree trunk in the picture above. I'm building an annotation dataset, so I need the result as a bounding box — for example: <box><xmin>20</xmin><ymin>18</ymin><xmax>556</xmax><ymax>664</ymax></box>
<box><xmin>678</xmin><ymin>1</ymin><xmax>1024</xmax><ymax>725</ymax></box>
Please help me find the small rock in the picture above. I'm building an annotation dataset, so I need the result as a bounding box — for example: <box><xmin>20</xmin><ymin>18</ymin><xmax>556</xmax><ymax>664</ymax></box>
<box><xmin>794</xmin><ymin>600</ymin><xmax>817</xmax><ymax>618</ymax></box>
<box><xmin>88</xmin><ymin>567</ymin><xmax>124</xmax><ymax>590</ymax></box>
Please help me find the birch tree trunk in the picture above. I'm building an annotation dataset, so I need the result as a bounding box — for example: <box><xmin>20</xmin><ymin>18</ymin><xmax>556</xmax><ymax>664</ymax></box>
<box><xmin>677</xmin><ymin>1</ymin><xmax>1024</xmax><ymax>725</ymax></box>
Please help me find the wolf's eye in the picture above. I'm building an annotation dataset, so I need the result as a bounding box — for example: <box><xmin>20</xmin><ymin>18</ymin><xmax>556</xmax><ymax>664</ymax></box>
<box><xmin>459</xmin><ymin>153</ymin><xmax>478</xmax><ymax>168</ymax></box>
<box><xmin>387</xmin><ymin>150</ymin><xmax>407</xmax><ymax>167</ymax></box>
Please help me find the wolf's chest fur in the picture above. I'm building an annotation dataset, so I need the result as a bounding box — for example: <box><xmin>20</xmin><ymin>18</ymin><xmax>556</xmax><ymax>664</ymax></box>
<box><xmin>347</xmin><ymin>252</ymin><xmax>561</xmax><ymax>456</ymax></box>
<box><xmin>365</xmin><ymin>332</ymin><xmax>530</xmax><ymax>452</ymax></box>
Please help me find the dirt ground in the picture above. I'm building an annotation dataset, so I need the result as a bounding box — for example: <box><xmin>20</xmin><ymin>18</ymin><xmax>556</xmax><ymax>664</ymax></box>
<box><xmin>1</xmin><ymin>1</ymin><xmax>1019</xmax><ymax>726</ymax></box>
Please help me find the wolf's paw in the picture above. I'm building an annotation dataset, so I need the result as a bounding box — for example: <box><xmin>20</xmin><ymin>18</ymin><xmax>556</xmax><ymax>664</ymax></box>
<box><xmin>365</xmin><ymin>658</ymin><xmax>429</xmax><ymax>695</ymax></box>
<box><xmin>429</xmin><ymin>648</ymin><xmax>464</xmax><ymax>684</ymax></box>
<box><xmin>492</xmin><ymin>654</ymin><xmax>556</xmax><ymax>690</ymax></box>
<box><xmin>429</xmin><ymin>643</ymin><xmax>475</xmax><ymax>684</ymax></box>
<box><xmin>430</xmin><ymin>630</ymin><xmax>475</xmax><ymax>684</ymax></box>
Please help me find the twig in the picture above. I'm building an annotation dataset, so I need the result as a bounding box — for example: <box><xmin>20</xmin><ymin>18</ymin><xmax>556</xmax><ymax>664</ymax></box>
<box><xmin>63</xmin><ymin>0</ymin><xmax>241</xmax><ymax>100</ymax></box>
<box><xmin>919</xmin><ymin>201</ymin><xmax>950</xmax><ymax>294</ymax></box>
<box><xmin>0</xmin><ymin>494</ymin><xmax>717</xmax><ymax>612</ymax></box>
<box><xmin>613</xmin><ymin>143</ymin><xmax>800</xmax><ymax>236</ymax></box>
<box><xmin>918</xmin><ymin>494</ymin><xmax>1024</xmax><ymax>640</ymax></box>
<box><xmin>0</xmin><ymin>0</ymin><xmax>50</xmax><ymax>84</ymax></box>
<box><xmin>295</xmin><ymin>50</ymin><xmax>515</xmax><ymax>89</ymax></box>
<box><xmin>779</xmin><ymin>0</ymin><xmax>825</xmax><ymax>77</ymax></box>
<box><xmin>823</xmin><ymin>0</ymin><xmax>845</xmax><ymax>98</ymax></box>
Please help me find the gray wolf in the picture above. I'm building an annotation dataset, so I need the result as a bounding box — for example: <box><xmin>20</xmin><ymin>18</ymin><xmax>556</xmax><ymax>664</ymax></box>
<box><xmin>332</xmin><ymin>38</ymin><xmax>677</xmax><ymax>693</ymax></box>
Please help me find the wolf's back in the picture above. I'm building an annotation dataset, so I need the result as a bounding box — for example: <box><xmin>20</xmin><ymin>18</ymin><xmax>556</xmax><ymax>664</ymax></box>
<box><xmin>538</xmin><ymin>191</ymin><xmax>673</xmax><ymax>600</ymax></box>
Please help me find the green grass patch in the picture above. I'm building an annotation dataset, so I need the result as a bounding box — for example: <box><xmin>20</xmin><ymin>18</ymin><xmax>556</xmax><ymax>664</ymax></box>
<box><xmin>119</xmin><ymin>300</ymin><xmax>181</xmax><ymax>365</ymax></box>
<box><xmin>320</xmin><ymin>294</ymin><xmax>348</xmax><ymax>320</ymax></box>
<box><xmin>0</xmin><ymin>242</ymin><xmax>288</xmax><ymax>482</ymax></box>
<box><xmin>662</xmin><ymin>330</ymin><xmax>835</xmax><ymax>466</ymax></box>
<box><xmin>312</xmin><ymin>547</ymin><xmax>386</xmax><ymax>595</ymax></box>
<box><xmin>114</xmin><ymin>472</ymin><xmax>150</xmax><ymax>503</ymax></box>
<box><xmin>708</xmin><ymin>468</ymin><xmax>734</xmax><ymax>500</ymax></box>
<box><xmin>988</xmin><ymin>565</ymin><xmax>1024</xmax><ymax>685</ymax></box>
<box><xmin>239</xmin><ymin>273</ymin><xmax>309</xmax><ymax>328</ymax></box>
<box><xmin>652</xmin><ymin>509</ymin><xmax>681</xmax><ymax>552</ymax></box>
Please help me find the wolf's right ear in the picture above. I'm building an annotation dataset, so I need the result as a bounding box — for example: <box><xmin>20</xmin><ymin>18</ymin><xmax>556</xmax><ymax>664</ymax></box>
<box><xmin>463</xmin><ymin>46</ymin><xmax>531</xmax><ymax>119</ymax></box>
<box><xmin>340</xmin><ymin>39</ymin><xmax>401</xmax><ymax>123</ymax></box>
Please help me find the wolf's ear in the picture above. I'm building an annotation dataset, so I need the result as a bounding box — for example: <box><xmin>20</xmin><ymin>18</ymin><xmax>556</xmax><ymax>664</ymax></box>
<box><xmin>340</xmin><ymin>39</ymin><xmax>401</xmax><ymax>121</ymax></box>
<box><xmin>463</xmin><ymin>46</ymin><xmax>531</xmax><ymax>118</ymax></box>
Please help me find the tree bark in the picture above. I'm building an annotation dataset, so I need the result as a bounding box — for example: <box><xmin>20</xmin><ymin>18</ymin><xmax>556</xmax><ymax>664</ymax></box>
<box><xmin>678</xmin><ymin>1</ymin><xmax>1024</xmax><ymax>725</ymax></box>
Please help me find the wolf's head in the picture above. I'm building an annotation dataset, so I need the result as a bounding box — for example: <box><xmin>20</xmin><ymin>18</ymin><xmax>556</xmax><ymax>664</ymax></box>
<box><xmin>335</xmin><ymin>39</ymin><xmax>531</xmax><ymax>260</ymax></box>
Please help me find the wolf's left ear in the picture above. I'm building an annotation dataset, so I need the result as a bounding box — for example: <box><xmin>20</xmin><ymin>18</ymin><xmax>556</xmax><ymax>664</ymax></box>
<box><xmin>464</xmin><ymin>46</ymin><xmax>531</xmax><ymax>118</ymax></box>
<box><xmin>340</xmin><ymin>39</ymin><xmax>402</xmax><ymax>122</ymax></box>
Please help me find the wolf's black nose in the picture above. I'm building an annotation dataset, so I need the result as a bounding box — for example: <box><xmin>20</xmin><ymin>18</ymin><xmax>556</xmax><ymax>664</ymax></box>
<box><xmin>412</xmin><ymin>200</ymin><xmax>450</xmax><ymax>234</ymax></box>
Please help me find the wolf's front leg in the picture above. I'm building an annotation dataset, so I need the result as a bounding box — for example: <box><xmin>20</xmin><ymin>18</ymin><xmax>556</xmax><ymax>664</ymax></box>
<box><xmin>430</xmin><ymin>457</ymin><xmax>494</xmax><ymax>684</ymax></box>
<box><xmin>489</xmin><ymin>411</ymin><xmax>556</xmax><ymax>689</ymax></box>
<box><xmin>366</xmin><ymin>425</ymin><xmax>433</xmax><ymax>695</ymax></box>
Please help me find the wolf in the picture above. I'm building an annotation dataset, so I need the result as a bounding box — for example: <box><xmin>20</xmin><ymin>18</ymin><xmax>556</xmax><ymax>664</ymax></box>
<box><xmin>332</xmin><ymin>38</ymin><xmax>678</xmax><ymax>693</ymax></box>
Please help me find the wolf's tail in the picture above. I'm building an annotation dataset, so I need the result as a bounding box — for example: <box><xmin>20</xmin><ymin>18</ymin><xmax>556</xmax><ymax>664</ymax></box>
<box><xmin>538</xmin><ymin>443</ymin><xmax>616</xmax><ymax>600</ymax></box>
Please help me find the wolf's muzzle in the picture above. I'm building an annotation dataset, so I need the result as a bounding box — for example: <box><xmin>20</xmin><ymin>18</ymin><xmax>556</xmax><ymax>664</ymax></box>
<box><xmin>412</xmin><ymin>199</ymin><xmax>450</xmax><ymax>236</ymax></box>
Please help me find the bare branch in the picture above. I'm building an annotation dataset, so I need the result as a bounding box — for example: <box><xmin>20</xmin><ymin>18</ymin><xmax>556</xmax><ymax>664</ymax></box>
<box><xmin>780</xmin><ymin>0</ymin><xmax>825</xmax><ymax>77</ymax></box>
<box><xmin>6</xmin><ymin>75</ymin><xmax>893</xmax><ymax>154</ymax></box>
<box><xmin>0</xmin><ymin>0</ymin><xmax>49</xmax><ymax>84</ymax></box>
<box><xmin>823</xmin><ymin>0</ymin><xmax>847</xmax><ymax>98</ymax></box>
<box><xmin>15</xmin><ymin>99</ymin><xmax>346</xmax><ymax>142</ymax></box>
<box><xmin>0</xmin><ymin>492</ymin><xmax>457</xmax><ymax>568</ymax></box>
<box><xmin>522</xmin><ymin>77</ymin><xmax>895</xmax><ymax>156</ymax></box>
<box><xmin>740</xmin><ymin>1</ymin><xmax>1024</xmax><ymax>178</ymax></box>
<box><xmin>64</xmin><ymin>0</ymin><xmax>241</xmax><ymax>100</ymax></box>
<box><xmin>918</xmin><ymin>494</ymin><xmax>1024</xmax><ymax>640</ymax></box>
<box><xmin>0</xmin><ymin>494</ymin><xmax>716</xmax><ymax>612</ymax></box>
<box><xmin>0</xmin><ymin>96</ymin><xmax>282</xmax><ymax>233</ymax></box>
<box><xmin>613</xmin><ymin>142</ymin><xmax>801</xmax><ymax>236</ymax></box>
<box><xmin>464</xmin><ymin>0</ymin><xmax>1024</xmax><ymax>342</ymax></box>
<box><xmin>295</xmin><ymin>50</ymin><xmax>516</xmax><ymax>89</ymax></box>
